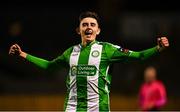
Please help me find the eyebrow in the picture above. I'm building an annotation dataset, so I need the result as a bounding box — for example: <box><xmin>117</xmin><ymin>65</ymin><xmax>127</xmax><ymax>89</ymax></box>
<box><xmin>82</xmin><ymin>22</ymin><xmax>96</xmax><ymax>25</ymax></box>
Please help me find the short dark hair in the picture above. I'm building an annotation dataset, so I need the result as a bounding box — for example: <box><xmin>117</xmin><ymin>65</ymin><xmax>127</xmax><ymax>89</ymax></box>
<box><xmin>79</xmin><ymin>11</ymin><xmax>100</xmax><ymax>27</ymax></box>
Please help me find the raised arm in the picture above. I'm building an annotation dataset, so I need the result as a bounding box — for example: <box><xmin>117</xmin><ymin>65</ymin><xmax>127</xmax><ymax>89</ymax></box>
<box><xmin>9</xmin><ymin>44</ymin><xmax>70</xmax><ymax>70</ymax></box>
<box><xmin>108</xmin><ymin>37</ymin><xmax>169</xmax><ymax>62</ymax></box>
<box><xmin>129</xmin><ymin>46</ymin><xmax>159</xmax><ymax>60</ymax></box>
<box><xmin>129</xmin><ymin>37</ymin><xmax>169</xmax><ymax>60</ymax></box>
<box><xmin>9</xmin><ymin>44</ymin><xmax>51</xmax><ymax>69</ymax></box>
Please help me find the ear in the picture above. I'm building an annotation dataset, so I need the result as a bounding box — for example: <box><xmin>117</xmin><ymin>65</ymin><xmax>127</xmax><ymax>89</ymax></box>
<box><xmin>96</xmin><ymin>28</ymin><xmax>101</xmax><ymax>35</ymax></box>
<box><xmin>76</xmin><ymin>27</ymin><xmax>80</xmax><ymax>35</ymax></box>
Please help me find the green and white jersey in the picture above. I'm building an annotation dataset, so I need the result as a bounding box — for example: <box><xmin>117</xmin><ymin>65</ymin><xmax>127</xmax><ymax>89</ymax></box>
<box><xmin>65</xmin><ymin>41</ymin><xmax>112</xmax><ymax>112</ymax></box>
<box><xmin>26</xmin><ymin>40</ymin><xmax>159</xmax><ymax>112</ymax></box>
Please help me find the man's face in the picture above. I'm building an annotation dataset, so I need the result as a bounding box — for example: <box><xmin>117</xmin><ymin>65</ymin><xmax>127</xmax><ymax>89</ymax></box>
<box><xmin>144</xmin><ymin>67</ymin><xmax>157</xmax><ymax>83</ymax></box>
<box><xmin>79</xmin><ymin>17</ymin><xmax>100</xmax><ymax>42</ymax></box>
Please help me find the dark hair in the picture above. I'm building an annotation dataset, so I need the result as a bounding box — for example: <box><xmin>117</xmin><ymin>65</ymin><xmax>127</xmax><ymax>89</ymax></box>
<box><xmin>79</xmin><ymin>11</ymin><xmax>100</xmax><ymax>27</ymax></box>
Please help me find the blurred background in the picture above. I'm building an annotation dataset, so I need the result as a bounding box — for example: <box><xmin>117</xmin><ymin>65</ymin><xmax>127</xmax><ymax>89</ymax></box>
<box><xmin>0</xmin><ymin>0</ymin><xmax>179</xmax><ymax>111</ymax></box>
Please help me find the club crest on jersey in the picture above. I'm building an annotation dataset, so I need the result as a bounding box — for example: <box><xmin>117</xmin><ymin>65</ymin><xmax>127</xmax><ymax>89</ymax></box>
<box><xmin>91</xmin><ymin>50</ymin><xmax>100</xmax><ymax>57</ymax></box>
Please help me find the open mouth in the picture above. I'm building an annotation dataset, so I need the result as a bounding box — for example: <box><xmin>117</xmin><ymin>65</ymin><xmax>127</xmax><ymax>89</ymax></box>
<box><xmin>85</xmin><ymin>28</ymin><xmax>93</xmax><ymax>35</ymax></box>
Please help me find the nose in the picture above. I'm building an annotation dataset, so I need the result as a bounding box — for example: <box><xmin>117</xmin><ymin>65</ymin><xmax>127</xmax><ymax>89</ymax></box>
<box><xmin>84</xmin><ymin>23</ymin><xmax>92</xmax><ymax>30</ymax></box>
<box><xmin>87</xmin><ymin>23</ymin><xmax>91</xmax><ymax>28</ymax></box>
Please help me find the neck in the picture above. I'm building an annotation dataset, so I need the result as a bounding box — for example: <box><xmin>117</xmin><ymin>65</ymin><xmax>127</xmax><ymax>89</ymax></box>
<box><xmin>81</xmin><ymin>40</ymin><xmax>95</xmax><ymax>47</ymax></box>
<box><xmin>146</xmin><ymin>79</ymin><xmax>156</xmax><ymax>84</ymax></box>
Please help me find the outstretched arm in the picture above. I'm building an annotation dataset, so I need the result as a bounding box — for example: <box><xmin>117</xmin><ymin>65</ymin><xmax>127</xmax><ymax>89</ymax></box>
<box><xmin>9</xmin><ymin>44</ymin><xmax>50</xmax><ymax>69</ymax></box>
<box><xmin>26</xmin><ymin>54</ymin><xmax>51</xmax><ymax>69</ymax></box>
<box><xmin>129</xmin><ymin>46</ymin><xmax>159</xmax><ymax>60</ymax></box>
<box><xmin>9</xmin><ymin>44</ymin><xmax>68</xmax><ymax>70</ymax></box>
<box><xmin>108</xmin><ymin>37</ymin><xmax>169</xmax><ymax>62</ymax></box>
<box><xmin>129</xmin><ymin>37</ymin><xmax>169</xmax><ymax>60</ymax></box>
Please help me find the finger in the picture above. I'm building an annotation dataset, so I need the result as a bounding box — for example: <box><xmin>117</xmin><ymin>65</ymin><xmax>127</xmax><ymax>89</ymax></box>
<box><xmin>157</xmin><ymin>38</ymin><xmax>162</xmax><ymax>46</ymax></box>
<box><xmin>14</xmin><ymin>44</ymin><xmax>20</xmax><ymax>50</ymax></box>
<box><xmin>162</xmin><ymin>42</ymin><xmax>169</xmax><ymax>47</ymax></box>
<box><xmin>161</xmin><ymin>38</ymin><xmax>169</xmax><ymax>42</ymax></box>
<box><xmin>11</xmin><ymin>49</ymin><xmax>15</xmax><ymax>52</ymax></box>
<box><xmin>161</xmin><ymin>38</ymin><xmax>169</xmax><ymax>44</ymax></box>
<box><xmin>9</xmin><ymin>45</ymin><xmax>16</xmax><ymax>54</ymax></box>
<box><xmin>11</xmin><ymin>45</ymin><xmax>17</xmax><ymax>49</ymax></box>
<box><xmin>11</xmin><ymin>51</ymin><xmax>15</xmax><ymax>54</ymax></box>
<box><xmin>162</xmin><ymin>40</ymin><xmax>168</xmax><ymax>44</ymax></box>
<box><xmin>161</xmin><ymin>38</ymin><xmax>168</xmax><ymax>40</ymax></box>
<box><xmin>162</xmin><ymin>39</ymin><xmax>169</xmax><ymax>44</ymax></box>
<box><xmin>164</xmin><ymin>43</ymin><xmax>169</xmax><ymax>47</ymax></box>
<box><xmin>162</xmin><ymin>39</ymin><xmax>168</xmax><ymax>42</ymax></box>
<box><xmin>9</xmin><ymin>50</ymin><xmax>12</xmax><ymax>54</ymax></box>
<box><xmin>163</xmin><ymin>40</ymin><xmax>169</xmax><ymax>43</ymax></box>
<box><xmin>9</xmin><ymin>48</ymin><xmax>15</xmax><ymax>52</ymax></box>
<box><xmin>10</xmin><ymin>45</ymin><xmax>15</xmax><ymax>48</ymax></box>
<box><xmin>161</xmin><ymin>37</ymin><xmax>167</xmax><ymax>39</ymax></box>
<box><xmin>157</xmin><ymin>38</ymin><xmax>161</xmax><ymax>41</ymax></box>
<box><xmin>9</xmin><ymin>51</ymin><xmax>15</xmax><ymax>54</ymax></box>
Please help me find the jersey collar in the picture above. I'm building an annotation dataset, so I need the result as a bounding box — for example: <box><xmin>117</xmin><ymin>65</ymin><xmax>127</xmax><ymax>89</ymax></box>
<box><xmin>80</xmin><ymin>40</ymin><xmax>97</xmax><ymax>48</ymax></box>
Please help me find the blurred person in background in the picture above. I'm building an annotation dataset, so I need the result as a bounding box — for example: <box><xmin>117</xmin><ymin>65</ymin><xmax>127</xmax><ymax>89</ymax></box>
<box><xmin>9</xmin><ymin>11</ymin><xmax>169</xmax><ymax>112</ymax></box>
<box><xmin>138</xmin><ymin>66</ymin><xmax>167</xmax><ymax>111</ymax></box>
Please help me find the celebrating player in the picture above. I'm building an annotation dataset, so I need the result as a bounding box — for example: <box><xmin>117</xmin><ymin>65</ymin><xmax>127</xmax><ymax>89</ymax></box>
<box><xmin>9</xmin><ymin>11</ymin><xmax>169</xmax><ymax>112</ymax></box>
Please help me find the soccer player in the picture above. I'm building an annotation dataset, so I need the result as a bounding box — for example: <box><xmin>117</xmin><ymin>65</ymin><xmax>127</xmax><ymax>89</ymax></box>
<box><xmin>138</xmin><ymin>66</ymin><xmax>167</xmax><ymax>111</ymax></box>
<box><xmin>9</xmin><ymin>11</ymin><xmax>169</xmax><ymax>112</ymax></box>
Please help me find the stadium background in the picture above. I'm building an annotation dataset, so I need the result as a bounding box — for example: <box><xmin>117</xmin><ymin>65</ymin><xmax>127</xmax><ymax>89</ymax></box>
<box><xmin>0</xmin><ymin>0</ymin><xmax>180</xmax><ymax>110</ymax></box>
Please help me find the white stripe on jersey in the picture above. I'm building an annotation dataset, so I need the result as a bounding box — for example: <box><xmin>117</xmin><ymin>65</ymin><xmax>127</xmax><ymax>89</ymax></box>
<box><xmin>87</xmin><ymin>43</ymin><xmax>102</xmax><ymax>112</ymax></box>
<box><xmin>105</xmin><ymin>65</ymin><xmax>110</xmax><ymax>110</ymax></box>
<box><xmin>65</xmin><ymin>45</ymin><xmax>81</xmax><ymax>112</ymax></box>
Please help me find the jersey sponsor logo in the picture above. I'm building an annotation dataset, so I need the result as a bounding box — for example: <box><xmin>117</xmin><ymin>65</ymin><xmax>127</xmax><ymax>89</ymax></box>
<box><xmin>91</xmin><ymin>50</ymin><xmax>100</xmax><ymax>57</ymax></box>
<box><xmin>71</xmin><ymin>65</ymin><xmax>97</xmax><ymax>76</ymax></box>
<box><xmin>71</xmin><ymin>66</ymin><xmax>77</xmax><ymax>76</ymax></box>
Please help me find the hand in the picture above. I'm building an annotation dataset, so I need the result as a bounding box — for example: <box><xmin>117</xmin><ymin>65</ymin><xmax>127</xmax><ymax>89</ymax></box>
<box><xmin>9</xmin><ymin>44</ymin><xmax>22</xmax><ymax>55</ymax></box>
<box><xmin>157</xmin><ymin>37</ymin><xmax>169</xmax><ymax>52</ymax></box>
<box><xmin>9</xmin><ymin>44</ymin><xmax>27</xmax><ymax>58</ymax></box>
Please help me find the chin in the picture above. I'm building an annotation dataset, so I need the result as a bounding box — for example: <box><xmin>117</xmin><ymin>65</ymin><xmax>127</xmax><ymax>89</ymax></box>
<box><xmin>87</xmin><ymin>39</ymin><xmax>95</xmax><ymax>42</ymax></box>
<box><xmin>85</xmin><ymin>37</ymin><xmax>94</xmax><ymax>41</ymax></box>
<box><xmin>83</xmin><ymin>35</ymin><xmax>96</xmax><ymax>42</ymax></box>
